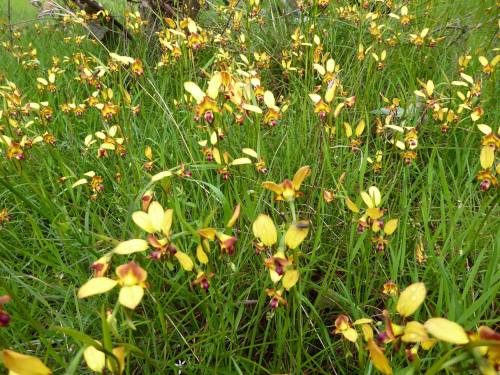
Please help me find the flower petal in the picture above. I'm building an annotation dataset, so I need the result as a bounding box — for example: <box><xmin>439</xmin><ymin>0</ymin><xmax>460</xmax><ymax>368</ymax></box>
<box><xmin>151</xmin><ymin>171</ymin><xmax>173</xmax><ymax>182</ymax></box>
<box><xmin>292</xmin><ymin>166</ymin><xmax>311</xmax><ymax>191</ymax></box>
<box><xmin>161</xmin><ymin>209</ymin><xmax>174</xmax><ymax>237</ymax></box>
<box><xmin>119</xmin><ymin>285</ymin><xmax>144</xmax><ymax>309</ymax></box>
<box><xmin>384</xmin><ymin>219</ymin><xmax>398</xmax><ymax>235</ymax></box>
<box><xmin>345</xmin><ymin>197</ymin><xmax>360</xmax><ymax>213</ymax></box>
<box><xmin>2</xmin><ymin>349</ymin><xmax>52</xmax><ymax>375</ymax></box>
<box><xmin>424</xmin><ymin>318</ymin><xmax>469</xmax><ymax>344</ymax></box>
<box><xmin>78</xmin><ymin>277</ymin><xmax>118</xmax><ymax>298</ymax></box>
<box><xmin>196</xmin><ymin>244</ymin><xmax>209</xmax><ymax>265</ymax></box>
<box><xmin>343</xmin><ymin>328</ymin><xmax>359</xmax><ymax>343</ymax></box>
<box><xmin>148</xmin><ymin>202</ymin><xmax>164</xmax><ymax>233</ymax></box>
<box><xmin>174</xmin><ymin>251</ymin><xmax>194</xmax><ymax>271</ymax></box>
<box><xmin>132</xmin><ymin>211</ymin><xmax>155</xmax><ymax>233</ymax></box>
<box><xmin>396</xmin><ymin>282</ymin><xmax>426</xmax><ymax>317</ymax></box>
<box><xmin>282</xmin><ymin>269</ymin><xmax>299</xmax><ymax>291</ymax></box>
<box><xmin>367</xmin><ymin>340</ymin><xmax>393</xmax><ymax>375</ymax></box>
<box><xmin>83</xmin><ymin>346</ymin><xmax>106</xmax><ymax>373</ymax></box>
<box><xmin>114</xmin><ymin>239</ymin><xmax>149</xmax><ymax>255</ymax></box>
<box><xmin>184</xmin><ymin>81</ymin><xmax>205</xmax><ymax>102</ymax></box>
<box><xmin>252</xmin><ymin>214</ymin><xmax>277</xmax><ymax>246</ymax></box>
<box><xmin>284</xmin><ymin>221</ymin><xmax>310</xmax><ymax>249</ymax></box>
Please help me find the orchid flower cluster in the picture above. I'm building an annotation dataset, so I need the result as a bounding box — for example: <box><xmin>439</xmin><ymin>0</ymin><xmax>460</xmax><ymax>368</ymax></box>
<box><xmin>253</xmin><ymin>166</ymin><xmax>311</xmax><ymax>308</ymax></box>
<box><xmin>334</xmin><ymin>282</ymin><xmax>500</xmax><ymax>375</ymax></box>
<box><xmin>345</xmin><ymin>186</ymin><xmax>398</xmax><ymax>252</ymax></box>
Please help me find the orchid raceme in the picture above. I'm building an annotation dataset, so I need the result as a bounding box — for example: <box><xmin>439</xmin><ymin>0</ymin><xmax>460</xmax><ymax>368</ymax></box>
<box><xmin>345</xmin><ymin>185</ymin><xmax>398</xmax><ymax>252</ymax></box>
<box><xmin>78</xmin><ymin>261</ymin><xmax>147</xmax><ymax>309</ymax></box>
<box><xmin>252</xmin><ymin>213</ymin><xmax>310</xmax><ymax>306</ymax></box>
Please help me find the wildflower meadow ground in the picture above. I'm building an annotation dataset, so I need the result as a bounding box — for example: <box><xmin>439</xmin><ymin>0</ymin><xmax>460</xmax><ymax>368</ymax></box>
<box><xmin>0</xmin><ymin>0</ymin><xmax>499</xmax><ymax>374</ymax></box>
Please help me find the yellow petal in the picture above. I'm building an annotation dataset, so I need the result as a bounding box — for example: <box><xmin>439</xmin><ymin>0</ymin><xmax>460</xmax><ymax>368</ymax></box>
<box><xmin>242</xmin><ymin>104</ymin><xmax>263</xmax><ymax>114</ymax></box>
<box><xmin>148</xmin><ymin>202</ymin><xmax>164</xmax><ymax>232</ymax></box>
<box><xmin>230</xmin><ymin>157</ymin><xmax>252</xmax><ymax>166</ymax></box>
<box><xmin>72</xmin><ymin>178</ymin><xmax>88</xmax><ymax>188</ymax></box>
<box><xmin>355</xmin><ymin>119</ymin><xmax>365</xmax><ymax>137</ymax></box>
<box><xmin>207</xmin><ymin>72</ymin><xmax>221</xmax><ymax>100</ymax></box>
<box><xmin>196</xmin><ymin>244</ymin><xmax>209</xmax><ymax>264</ymax></box>
<box><xmin>353</xmin><ymin>318</ymin><xmax>373</xmax><ymax>325</ymax></box>
<box><xmin>118</xmin><ymin>285</ymin><xmax>144</xmax><ymax>309</ymax></box>
<box><xmin>174</xmin><ymin>251</ymin><xmax>194</xmax><ymax>271</ymax></box>
<box><xmin>114</xmin><ymin>239</ymin><xmax>149</xmax><ymax>255</ymax></box>
<box><xmin>109</xmin><ymin>53</ymin><xmax>134</xmax><ymax>65</ymax></box>
<box><xmin>107</xmin><ymin>346</ymin><xmax>126</xmax><ymax>375</ymax></box>
<box><xmin>270</xmin><ymin>269</ymin><xmax>282</xmax><ymax>284</ymax></box>
<box><xmin>161</xmin><ymin>209</ymin><xmax>174</xmax><ymax>237</ymax></box>
<box><xmin>83</xmin><ymin>346</ymin><xmax>105</xmax><ymax>373</ymax></box>
<box><xmin>345</xmin><ymin>197</ymin><xmax>360</xmax><ymax>213</ymax></box>
<box><xmin>212</xmin><ymin>147</ymin><xmax>222</xmax><ymax>165</ymax></box>
<box><xmin>132</xmin><ymin>211</ymin><xmax>155</xmax><ymax>233</ymax></box>
<box><xmin>225</xmin><ymin>205</ymin><xmax>241</xmax><ymax>229</ymax></box>
<box><xmin>367</xmin><ymin>340</ymin><xmax>393</xmax><ymax>375</ymax></box>
<box><xmin>334</xmin><ymin>103</ymin><xmax>345</xmax><ymax>117</ymax></box>
<box><xmin>396</xmin><ymin>282</ymin><xmax>426</xmax><ymax>317</ymax></box>
<box><xmin>477</xmin><ymin>124</ymin><xmax>492</xmax><ymax>135</ymax></box>
<box><xmin>343</xmin><ymin>328</ymin><xmax>359</xmax><ymax>343</ymax></box>
<box><xmin>252</xmin><ymin>214</ymin><xmax>277</xmax><ymax>246</ymax></box>
<box><xmin>262</xmin><ymin>181</ymin><xmax>284</xmax><ymax>195</ymax></box>
<box><xmin>313</xmin><ymin>63</ymin><xmax>325</xmax><ymax>75</ymax></box>
<box><xmin>368</xmin><ymin>186</ymin><xmax>381</xmax><ymax>206</ymax></box>
<box><xmin>480</xmin><ymin>146</ymin><xmax>494</xmax><ymax>169</ymax></box>
<box><xmin>2</xmin><ymin>350</ymin><xmax>52</xmax><ymax>375</ymax></box>
<box><xmin>361</xmin><ymin>191</ymin><xmax>374</xmax><ymax>208</ymax></box>
<box><xmin>292</xmin><ymin>166</ymin><xmax>311</xmax><ymax>191</ymax></box>
<box><xmin>384</xmin><ymin>219</ymin><xmax>398</xmax><ymax>235</ymax></box>
<box><xmin>478</xmin><ymin>56</ymin><xmax>488</xmax><ymax>67</ymax></box>
<box><xmin>401</xmin><ymin>321</ymin><xmax>428</xmax><ymax>343</ymax></box>
<box><xmin>197</xmin><ymin>228</ymin><xmax>217</xmax><ymax>241</ymax></box>
<box><xmin>282</xmin><ymin>269</ymin><xmax>299</xmax><ymax>291</ymax></box>
<box><xmin>184</xmin><ymin>81</ymin><xmax>205</xmax><ymax>102</ymax></box>
<box><xmin>284</xmin><ymin>221</ymin><xmax>310</xmax><ymax>249</ymax></box>
<box><xmin>308</xmin><ymin>93</ymin><xmax>321</xmax><ymax>103</ymax></box>
<box><xmin>263</xmin><ymin>90</ymin><xmax>276</xmax><ymax>108</ymax></box>
<box><xmin>242</xmin><ymin>148</ymin><xmax>258</xmax><ymax>158</ymax></box>
<box><xmin>78</xmin><ymin>277</ymin><xmax>118</xmax><ymax>298</ymax></box>
<box><xmin>362</xmin><ymin>324</ymin><xmax>374</xmax><ymax>341</ymax></box>
<box><xmin>325</xmin><ymin>86</ymin><xmax>335</xmax><ymax>103</ymax></box>
<box><xmin>151</xmin><ymin>171</ymin><xmax>172</xmax><ymax>182</ymax></box>
<box><xmin>424</xmin><ymin>318</ymin><xmax>469</xmax><ymax>344</ymax></box>
<box><xmin>367</xmin><ymin>207</ymin><xmax>384</xmax><ymax>220</ymax></box>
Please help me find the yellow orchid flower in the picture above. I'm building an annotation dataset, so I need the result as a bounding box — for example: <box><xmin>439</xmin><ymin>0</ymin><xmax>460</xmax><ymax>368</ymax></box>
<box><xmin>334</xmin><ymin>315</ymin><xmax>358</xmax><ymax>343</ymax></box>
<box><xmin>262</xmin><ymin>165</ymin><xmax>311</xmax><ymax>201</ymax></box>
<box><xmin>78</xmin><ymin>261</ymin><xmax>148</xmax><ymax>310</ymax></box>
<box><xmin>184</xmin><ymin>72</ymin><xmax>222</xmax><ymax>123</ymax></box>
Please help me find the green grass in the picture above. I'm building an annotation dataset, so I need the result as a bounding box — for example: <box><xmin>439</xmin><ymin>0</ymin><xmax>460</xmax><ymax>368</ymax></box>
<box><xmin>0</xmin><ymin>0</ymin><xmax>499</xmax><ymax>374</ymax></box>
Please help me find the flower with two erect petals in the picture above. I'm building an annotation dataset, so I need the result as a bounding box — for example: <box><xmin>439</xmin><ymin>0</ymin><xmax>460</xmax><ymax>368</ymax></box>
<box><xmin>114</xmin><ymin>201</ymin><xmax>194</xmax><ymax>271</ymax></box>
<box><xmin>262</xmin><ymin>166</ymin><xmax>311</xmax><ymax>202</ymax></box>
<box><xmin>184</xmin><ymin>73</ymin><xmax>222</xmax><ymax>123</ymax></box>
